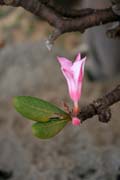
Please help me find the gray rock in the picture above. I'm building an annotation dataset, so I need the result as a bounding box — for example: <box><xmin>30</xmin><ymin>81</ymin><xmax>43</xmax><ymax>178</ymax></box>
<box><xmin>0</xmin><ymin>131</ymin><xmax>30</xmax><ymax>180</ymax></box>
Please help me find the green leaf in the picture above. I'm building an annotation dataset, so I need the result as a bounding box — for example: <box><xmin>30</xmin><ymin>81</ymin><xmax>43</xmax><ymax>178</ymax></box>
<box><xmin>13</xmin><ymin>96</ymin><xmax>70</xmax><ymax>122</ymax></box>
<box><xmin>32</xmin><ymin>119</ymin><xmax>68</xmax><ymax>139</ymax></box>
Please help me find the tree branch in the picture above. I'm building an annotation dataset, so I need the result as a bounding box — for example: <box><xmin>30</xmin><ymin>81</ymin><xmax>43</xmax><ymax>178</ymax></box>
<box><xmin>79</xmin><ymin>84</ymin><xmax>120</xmax><ymax>123</ymax></box>
<box><xmin>40</xmin><ymin>0</ymin><xmax>95</xmax><ymax>18</ymax></box>
<box><xmin>0</xmin><ymin>0</ymin><xmax>120</xmax><ymax>43</ymax></box>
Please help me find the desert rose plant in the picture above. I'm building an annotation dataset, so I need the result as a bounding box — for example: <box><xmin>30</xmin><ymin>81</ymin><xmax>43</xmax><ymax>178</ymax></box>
<box><xmin>57</xmin><ymin>53</ymin><xmax>86</xmax><ymax>126</ymax></box>
<box><xmin>14</xmin><ymin>52</ymin><xmax>86</xmax><ymax>139</ymax></box>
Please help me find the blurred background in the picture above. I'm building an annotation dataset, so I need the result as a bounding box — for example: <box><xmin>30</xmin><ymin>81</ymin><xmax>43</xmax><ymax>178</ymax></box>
<box><xmin>0</xmin><ymin>1</ymin><xmax>120</xmax><ymax>180</ymax></box>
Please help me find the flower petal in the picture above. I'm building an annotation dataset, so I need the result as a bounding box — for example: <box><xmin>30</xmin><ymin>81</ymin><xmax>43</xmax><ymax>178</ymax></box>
<box><xmin>62</xmin><ymin>68</ymin><xmax>76</xmax><ymax>100</ymax></box>
<box><xmin>57</xmin><ymin>56</ymin><xmax>72</xmax><ymax>70</ymax></box>
<box><xmin>78</xmin><ymin>57</ymin><xmax>86</xmax><ymax>82</ymax></box>
<box><xmin>75</xmin><ymin>52</ymin><xmax>81</xmax><ymax>62</ymax></box>
<box><xmin>72</xmin><ymin>57</ymin><xmax>86</xmax><ymax>82</ymax></box>
<box><xmin>71</xmin><ymin>57</ymin><xmax>86</xmax><ymax>101</ymax></box>
<box><xmin>57</xmin><ymin>53</ymin><xmax>86</xmax><ymax>103</ymax></box>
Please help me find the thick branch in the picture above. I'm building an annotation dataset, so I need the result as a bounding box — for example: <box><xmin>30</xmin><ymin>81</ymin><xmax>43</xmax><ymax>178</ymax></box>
<box><xmin>40</xmin><ymin>0</ymin><xmax>95</xmax><ymax>18</ymax></box>
<box><xmin>0</xmin><ymin>0</ymin><xmax>62</xmax><ymax>27</ymax></box>
<box><xmin>79</xmin><ymin>85</ymin><xmax>120</xmax><ymax>123</ymax></box>
<box><xmin>0</xmin><ymin>0</ymin><xmax>120</xmax><ymax>36</ymax></box>
<box><xmin>61</xmin><ymin>8</ymin><xmax>119</xmax><ymax>33</ymax></box>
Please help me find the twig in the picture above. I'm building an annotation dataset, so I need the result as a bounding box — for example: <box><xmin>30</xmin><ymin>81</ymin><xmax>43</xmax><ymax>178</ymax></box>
<box><xmin>79</xmin><ymin>84</ymin><xmax>120</xmax><ymax>123</ymax></box>
<box><xmin>45</xmin><ymin>29</ymin><xmax>61</xmax><ymax>51</ymax></box>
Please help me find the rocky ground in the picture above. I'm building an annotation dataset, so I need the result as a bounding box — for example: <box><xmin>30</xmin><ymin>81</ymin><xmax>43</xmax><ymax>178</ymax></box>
<box><xmin>0</xmin><ymin>41</ymin><xmax>119</xmax><ymax>180</ymax></box>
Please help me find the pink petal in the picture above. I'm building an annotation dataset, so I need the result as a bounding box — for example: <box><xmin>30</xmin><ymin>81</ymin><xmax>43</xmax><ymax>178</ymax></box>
<box><xmin>75</xmin><ymin>52</ymin><xmax>81</xmax><ymax>62</ymax></box>
<box><xmin>72</xmin><ymin>117</ymin><xmax>81</xmax><ymax>126</ymax></box>
<box><xmin>62</xmin><ymin>68</ymin><xmax>76</xmax><ymax>100</ymax></box>
<box><xmin>77</xmin><ymin>57</ymin><xmax>86</xmax><ymax>84</ymax></box>
<box><xmin>75</xmin><ymin>83</ymin><xmax>82</xmax><ymax>101</ymax></box>
<box><xmin>72</xmin><ymin>57</ymin><xmax>86</xmax><ymax>82</ymax></box>
<box><xmin>57</xmin><ymin>56</ymin><xmax>72</xmax><ymax>70</ymax></box>
<box><xmin>72</xmin><ymin>61</ymin><xmax>83</xmax><ymax>82</ymax></box>
<box><xmin>62</xmin><ymin>68</ymin><xmax>82</xmax><ymax>102</ymax></box>
<box><xmin>57</xmin><ymin>56</ymin><xmax>78</xmax><ymax>101</ymax></box>
<box><xmin>57</xmin><ymin>53</ymin><xmax>86</xmax><ymax>103</ymax></box>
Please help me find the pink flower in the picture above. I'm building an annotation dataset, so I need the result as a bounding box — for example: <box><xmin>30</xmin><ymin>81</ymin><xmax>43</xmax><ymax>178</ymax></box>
<box><xmin>57</xmin><ymin>52</ymin><xmax>86</xmax><ymax>115</ymax></box>
<box><xmin>72</xmin><ymin>117</ymin><xmax>81</xmax><ymax>126</ymax></box>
